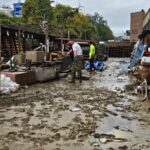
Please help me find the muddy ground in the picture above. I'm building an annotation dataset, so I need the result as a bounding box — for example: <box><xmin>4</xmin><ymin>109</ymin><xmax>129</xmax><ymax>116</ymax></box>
<box><xmin>0</xmin><ymin>58</ymin><xmax>150</xmax><ymax>150</ymax></box>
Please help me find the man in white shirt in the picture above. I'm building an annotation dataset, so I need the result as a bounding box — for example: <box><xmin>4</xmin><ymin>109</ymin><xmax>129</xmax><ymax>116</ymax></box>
<box><xmin>67</xmin><ymin>42</ymin><xmax>83</xmax><ymax>83</ymax></box>
<box><xmin>72</xmin><ymin>42</ymin><xmax>83</xmax><ymax>56</ymax></box>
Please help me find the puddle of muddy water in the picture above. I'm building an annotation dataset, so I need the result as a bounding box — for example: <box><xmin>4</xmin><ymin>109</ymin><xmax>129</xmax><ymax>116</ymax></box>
<box><xmin>90</xmin><ymin>59</ymin><xmax>150</xmax><ymax>149</ymax></box>
<box><xmin>87</xmin><ymin>59</ymin><xmax>130</xmax><ymax>93</ymax></box>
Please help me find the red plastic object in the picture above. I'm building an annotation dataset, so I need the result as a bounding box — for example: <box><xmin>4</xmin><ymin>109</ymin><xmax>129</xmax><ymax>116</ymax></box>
<box><xmin>143</xmin><ymin>51</ymin><xmax>150</xmax><ymax>56</ymax></box>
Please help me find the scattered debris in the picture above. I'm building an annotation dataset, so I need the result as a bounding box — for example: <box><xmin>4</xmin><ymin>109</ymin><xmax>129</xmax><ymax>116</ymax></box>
<box><xmin>70</xmin><ymin>107</ymin><xmax>81</xmax><ymax>112</ymax></box>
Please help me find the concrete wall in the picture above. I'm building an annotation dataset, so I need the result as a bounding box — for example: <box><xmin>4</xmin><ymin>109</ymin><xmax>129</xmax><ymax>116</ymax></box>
<box><xmin>130</xmin><ymin>10</ymin><xmax>145</xmax><ymax>43</ymax></box>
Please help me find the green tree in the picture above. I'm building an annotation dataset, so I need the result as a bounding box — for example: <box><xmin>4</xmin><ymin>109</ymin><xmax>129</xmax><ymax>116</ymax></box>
<box><xmin>0</xmin><ymin>13</ymin><xmax>12</xmax><ymax>24</ymax></box>
<box><xmin>52</xmin><ymin>4</ymin><xmax>97</xmax><ymax>40</ymax></box>
<box><xmin>22</xmin><ymin>0</ymin><xmax>53</xmax><ymax>25</ymax></box>
<box><xmin>88</xmin><ymin>12</ymin><xmax>114</xmax><ymax>41</ymax></box>
<box><xmin>0</xmin><ymin>13</ymin><xmax>22</xmax><ymax>25</ymax></box>
<box><xmin>70</xmin><ymin>13</ymin><xmax>98</xmax><ymax>39</ymax></box>
<box><xmin>51</xmin><ymin>4</ymin><xmax>78</xmax><ymax>36</ymax></box>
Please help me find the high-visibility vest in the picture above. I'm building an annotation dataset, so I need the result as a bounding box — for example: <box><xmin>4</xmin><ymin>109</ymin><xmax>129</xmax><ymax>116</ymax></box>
<box><xmin>89</xmin><ymin>44</ymin><xmax>95</xmax><ymax>58</ymax></box>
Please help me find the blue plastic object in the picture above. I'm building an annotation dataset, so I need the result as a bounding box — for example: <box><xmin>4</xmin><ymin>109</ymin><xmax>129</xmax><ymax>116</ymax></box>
<box><xmin>94</xmin><ymin>61</ymin><xmax>104</xmax><ymax>71</ymax></box>
<box><xmin>85</xmin><ymin>61</ymin><xmax>104</xmax><ymax>71</ymax></box>
<box><xmin>85</xmin><ymin>62</ymin><xmax>90</xmax><ymax>70</ymax></box>
<box><xmin>128</xmin><ymin>41</ymin><xmax>145</xmax><ymax>68</ymax></box>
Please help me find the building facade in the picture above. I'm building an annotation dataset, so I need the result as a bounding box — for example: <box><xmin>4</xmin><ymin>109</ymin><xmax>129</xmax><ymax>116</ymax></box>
<box><xmin>130</xmin><ymin>10</ymin><xmax>145</xmax><ymax>43</ymax></box>
<box><xmin>143</xmin><ymin>8</ymin><xmax>150</xmax><ymax>30</ymax></box>
<box><xmin>0</xmin><ymin>6</ymin><xmax>12</xmax><ymax>16</ymax></box>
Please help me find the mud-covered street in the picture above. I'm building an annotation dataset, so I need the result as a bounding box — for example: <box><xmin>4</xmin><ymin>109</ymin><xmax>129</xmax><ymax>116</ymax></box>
<box><xmin>0</xmin><ymin>58</ymin><xmax>150</xmax><ymax>150</ymax></box>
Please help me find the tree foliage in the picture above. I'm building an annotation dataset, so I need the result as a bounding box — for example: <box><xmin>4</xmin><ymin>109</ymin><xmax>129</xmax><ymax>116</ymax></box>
<box><xmin>51</xmin><ymin>4</ymin><xmax>78</xmax><ymax>36</ymax></box>
<box><xmin>0</xmin><ymin>12</ymin><xmax>22</xmax><ymax>25</ymax></box>
<box><xmin>22</xmin><ymin>0</ymin><xmax>53</xmax><ymax>25</ymax></box>
<box><xmin>70</xmin><ymin>13</ymin><xmax>97</xmax><ymax>39</ymax></box>
<box><xmin>0</xmin><ymin>1</ymin><xmax>114</xmax><ymax>41</ymax></box>
<box><xmin>0</xmin><ymin>13</ymin><xmax>12</xmax><ymax>24</ymax></box>
<box><xmin>52</xmin><ymin>4</ymin><xmax>97</xmax><ymax>39</ymax></box>
<box><xmin>88</xmin><ymin>12</ymin><xmax>114</xmax><ymax>41</ymax></box>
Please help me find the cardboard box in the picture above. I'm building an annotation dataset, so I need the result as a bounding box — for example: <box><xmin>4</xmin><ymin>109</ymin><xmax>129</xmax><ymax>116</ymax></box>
<box><xmin>14</xmin><ymin>54</ymin><xmax>25</xmax><ymax>64</ymax></box>
<box><xmin>26</xmin><ymin>51</ymin><xmax>44</xmax><ymax>63</ymax></box>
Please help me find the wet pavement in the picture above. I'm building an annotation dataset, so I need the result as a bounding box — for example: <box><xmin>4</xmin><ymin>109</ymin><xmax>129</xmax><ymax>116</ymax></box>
<box><xmin>0</xmin><ymin>58</ymin><xmax>150</xmax><ymax>150</ymax></box>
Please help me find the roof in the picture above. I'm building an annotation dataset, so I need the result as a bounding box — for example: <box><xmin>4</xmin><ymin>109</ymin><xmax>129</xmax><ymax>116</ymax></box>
<box><xmin>131</xmin><ymin>9</ymin><xmax>145</xmax><ymax>15</ymax></box>
<box><xmin>56</xmin><ymin>37</ymin><xmax>97</xmax><ymax>43</ymax></box>
<box><xmin>0</xmin><ymin>24</ymin><xmax>57</xmax><ymax>39</ymax></box>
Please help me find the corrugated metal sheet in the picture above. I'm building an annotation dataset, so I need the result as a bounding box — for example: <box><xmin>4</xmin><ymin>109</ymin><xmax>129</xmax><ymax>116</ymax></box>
<box><xmin>106</xmin><ymin>41</ymin><xmax>131</xmax><ymax>57</ymax></box>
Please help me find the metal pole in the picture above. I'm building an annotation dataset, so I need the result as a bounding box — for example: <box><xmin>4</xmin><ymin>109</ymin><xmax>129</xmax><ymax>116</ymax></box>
<box><xmin>68</xmin><ymin>30</ymin><xmax>70</xmax><ymax>40</ymax></box>
<box><xmin>61</xmin><ymin>31</ymin><xmax>63</xmax><ymax>51</ymax></box>
<box><xmin>18</xmin><ymin>29</ymin><xmax>21</xmax><ymax>53</ymax></box>
<box><xmin>61</xmin><ymin>24</ymin><xmax>64</xmax><ymax>51</ymax></box>
<box><xmin>40</xmin><ymin>20</ymin><xmax>49</xmax><ymax>53</ymax></box>
<box><xmin>0</xmin><ymin>25</ymin><xmax>1</xmax><ymax>63</ymax></box>
<box><xmin>85</xmin><ymin>30</ymin><xmax>86</xmax><ymax>40</ymax></box>
<box><xmin>45</xmin><ymin>31</ymin><xmax>48</xmax><ymax>52</ymax></box>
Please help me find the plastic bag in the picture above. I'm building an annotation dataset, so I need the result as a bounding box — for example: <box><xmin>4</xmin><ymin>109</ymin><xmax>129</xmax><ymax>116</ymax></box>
<box><xmin>0</xmin><ymin>74</ymin><xmax>19</xmax><ymax>94</ymax></box>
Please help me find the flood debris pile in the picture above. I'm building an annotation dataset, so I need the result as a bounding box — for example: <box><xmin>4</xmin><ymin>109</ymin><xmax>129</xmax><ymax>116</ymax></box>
<box><xmin>128</xmin><ymin>30</ymin><xmax>150</xmax><ymax>100</ymax></box>
<box><xmin>0</xmin><ymin>24</ymin><xmax>73</xmax><ymax>95</ymax></box>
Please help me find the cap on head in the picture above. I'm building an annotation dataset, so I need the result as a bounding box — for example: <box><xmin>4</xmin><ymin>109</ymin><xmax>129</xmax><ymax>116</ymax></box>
<box><xmin>68</xmin><ymin>41</ymin><xmax>74</xmax><ymax>45</ymax></box>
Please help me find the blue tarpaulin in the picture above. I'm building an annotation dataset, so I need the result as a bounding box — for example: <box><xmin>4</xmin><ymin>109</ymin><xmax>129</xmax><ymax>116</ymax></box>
<box><xmin>128</xmin><ymin>41</ymin><xmax>145</xmax><ymax>68</ymax></box>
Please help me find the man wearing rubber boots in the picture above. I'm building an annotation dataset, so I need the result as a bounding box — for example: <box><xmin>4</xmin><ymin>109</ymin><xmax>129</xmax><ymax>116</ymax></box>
<box><xmin>67</xmin><ymin>42</ymin><xmax>83</xmax><ymax>83</ymax></box>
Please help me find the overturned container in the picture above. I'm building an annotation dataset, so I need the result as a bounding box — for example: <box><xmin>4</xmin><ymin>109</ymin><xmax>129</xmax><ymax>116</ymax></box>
<box><xmin>35</xmin><ymin>64</ymin><xmax>56</xmax><ymax>82</ymax></box>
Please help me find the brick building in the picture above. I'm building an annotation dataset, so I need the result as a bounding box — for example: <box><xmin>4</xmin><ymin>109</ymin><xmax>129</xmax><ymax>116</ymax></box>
<box><xmin>130</xmin><ymin>10</ymin><xmax>145</xmax><ymax>43</ymax></box>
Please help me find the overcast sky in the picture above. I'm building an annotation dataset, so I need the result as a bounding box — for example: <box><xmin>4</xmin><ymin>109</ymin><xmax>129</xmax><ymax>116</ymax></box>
<box><xmin>0</xmin><ymin>0</ymin><xmax>150</xmax><ymax>36</ymax></box>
